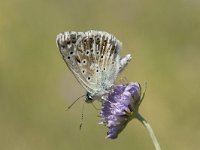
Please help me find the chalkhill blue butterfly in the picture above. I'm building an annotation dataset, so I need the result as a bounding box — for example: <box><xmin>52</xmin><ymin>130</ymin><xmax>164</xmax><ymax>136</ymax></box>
<box><xmin>56</xmin><ymin>30</ymin><xmax>132</xmax><ymax>103</ymax></box>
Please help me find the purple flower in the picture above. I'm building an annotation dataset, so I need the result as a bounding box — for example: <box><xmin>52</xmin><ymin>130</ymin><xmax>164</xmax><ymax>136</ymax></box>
<box><xmin>99</xmin><ymin>82</ymin><xmax>144</xmax><ymax>139</ymax></box>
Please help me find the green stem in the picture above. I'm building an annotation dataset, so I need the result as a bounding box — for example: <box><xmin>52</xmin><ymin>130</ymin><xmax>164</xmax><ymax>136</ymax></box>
<box><xmin>136</xmin><ymin>113</ymin><xmax>161</xmax><ymax>150</ymax></box>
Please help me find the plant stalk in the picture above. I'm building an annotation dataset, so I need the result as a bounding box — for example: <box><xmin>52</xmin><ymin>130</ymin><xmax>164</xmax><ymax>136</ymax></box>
<box><xmin>136</xmin><ymin>113</ymin><xmax>161</xmax><ymax>150</ymax></box>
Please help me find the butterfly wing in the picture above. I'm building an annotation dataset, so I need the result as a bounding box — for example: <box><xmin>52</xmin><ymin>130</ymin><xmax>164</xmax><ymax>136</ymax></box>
<box><xmin>56</xmin><ymin>30</ymin><xmax>131</xmax><ymax>97</ymax></box>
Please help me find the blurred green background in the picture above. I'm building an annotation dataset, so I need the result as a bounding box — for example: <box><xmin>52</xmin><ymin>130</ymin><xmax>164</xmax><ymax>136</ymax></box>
<box><xmin>1</xmin><ymin>0</ymin><xmax>200</xmax><ymax>149</ymax></box>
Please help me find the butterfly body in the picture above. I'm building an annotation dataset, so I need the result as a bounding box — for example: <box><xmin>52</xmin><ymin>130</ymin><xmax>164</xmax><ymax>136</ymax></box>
<box><xmin>56</xmin><ymin>30</ymin><xmax>131</xmax><ymax>103</ymax></box>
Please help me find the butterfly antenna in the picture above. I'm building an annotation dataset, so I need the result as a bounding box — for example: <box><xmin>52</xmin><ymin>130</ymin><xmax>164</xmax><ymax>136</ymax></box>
<box><xmin>65</xmin><ymin>95</ymin><xmax>85</xmax><ymax>111</ymax></box>
<box><xmin>79</xmin><ymin>102</ymin><xmax>85</xmax><ymax>130</ymax></box>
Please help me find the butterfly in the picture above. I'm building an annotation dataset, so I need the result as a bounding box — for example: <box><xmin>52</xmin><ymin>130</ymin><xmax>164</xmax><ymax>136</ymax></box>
<box><xmin>56</xmin><ymin>30</ymin><xmax>132</xmax><ymax>103</ymax></box>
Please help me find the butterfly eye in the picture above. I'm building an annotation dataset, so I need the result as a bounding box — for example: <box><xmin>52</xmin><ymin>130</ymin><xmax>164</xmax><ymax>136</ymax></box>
<box><xmin>67</xmin><ymin>56</ymin><xmax>71</xmax><ymax>60</ymax></box>
<box><xmin>101</xmin><ymin>55</ymin><xmax>104</xmax><ymax>59</ymax></box>
<box><xmin>87</xmin><ymin>96</ymin><xmax>93</xmax><ymax>101</ymax></box>
<box><xmin>87</xmin><ymin>76</ymin><xmax>91</xmax><ymax>80</ymax></box>
<box><xmin>70</xmin><ymin>51</ymin><xmax>74</xmax><ymax>55</ymax></box>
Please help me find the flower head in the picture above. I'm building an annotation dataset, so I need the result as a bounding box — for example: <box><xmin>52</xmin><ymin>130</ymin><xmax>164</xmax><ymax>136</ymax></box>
<box><xmin>100</xmin><ymin>82</ymin><xmax>144</xmax><ymax>139</ymax></box>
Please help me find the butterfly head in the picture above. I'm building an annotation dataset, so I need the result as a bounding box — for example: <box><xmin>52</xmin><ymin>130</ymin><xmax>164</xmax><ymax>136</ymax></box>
<box><xmin>85</xmin><ymin>92</ymin><xmax>95</xmax><ymax>103</ymax></box>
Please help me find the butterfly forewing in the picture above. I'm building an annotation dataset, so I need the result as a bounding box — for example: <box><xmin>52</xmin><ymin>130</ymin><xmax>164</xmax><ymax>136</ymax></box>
<box><xmin>56</xmin><ymin>30</ymin><xmax>127</xmax><ymax>97</ymax></box>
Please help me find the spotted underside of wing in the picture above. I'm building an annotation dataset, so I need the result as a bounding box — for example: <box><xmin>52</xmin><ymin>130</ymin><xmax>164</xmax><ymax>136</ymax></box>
<box><xmin>56</xmin><ymin>30</ymin><xmax>122</xmax><ymax>96</ymax></box>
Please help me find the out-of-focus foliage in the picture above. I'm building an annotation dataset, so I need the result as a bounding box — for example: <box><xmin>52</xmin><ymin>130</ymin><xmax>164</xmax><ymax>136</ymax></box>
<box><xmin>0</xmin><ymin>0</ymin><xmax>200</xmax><ymax>149</ymax></box>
